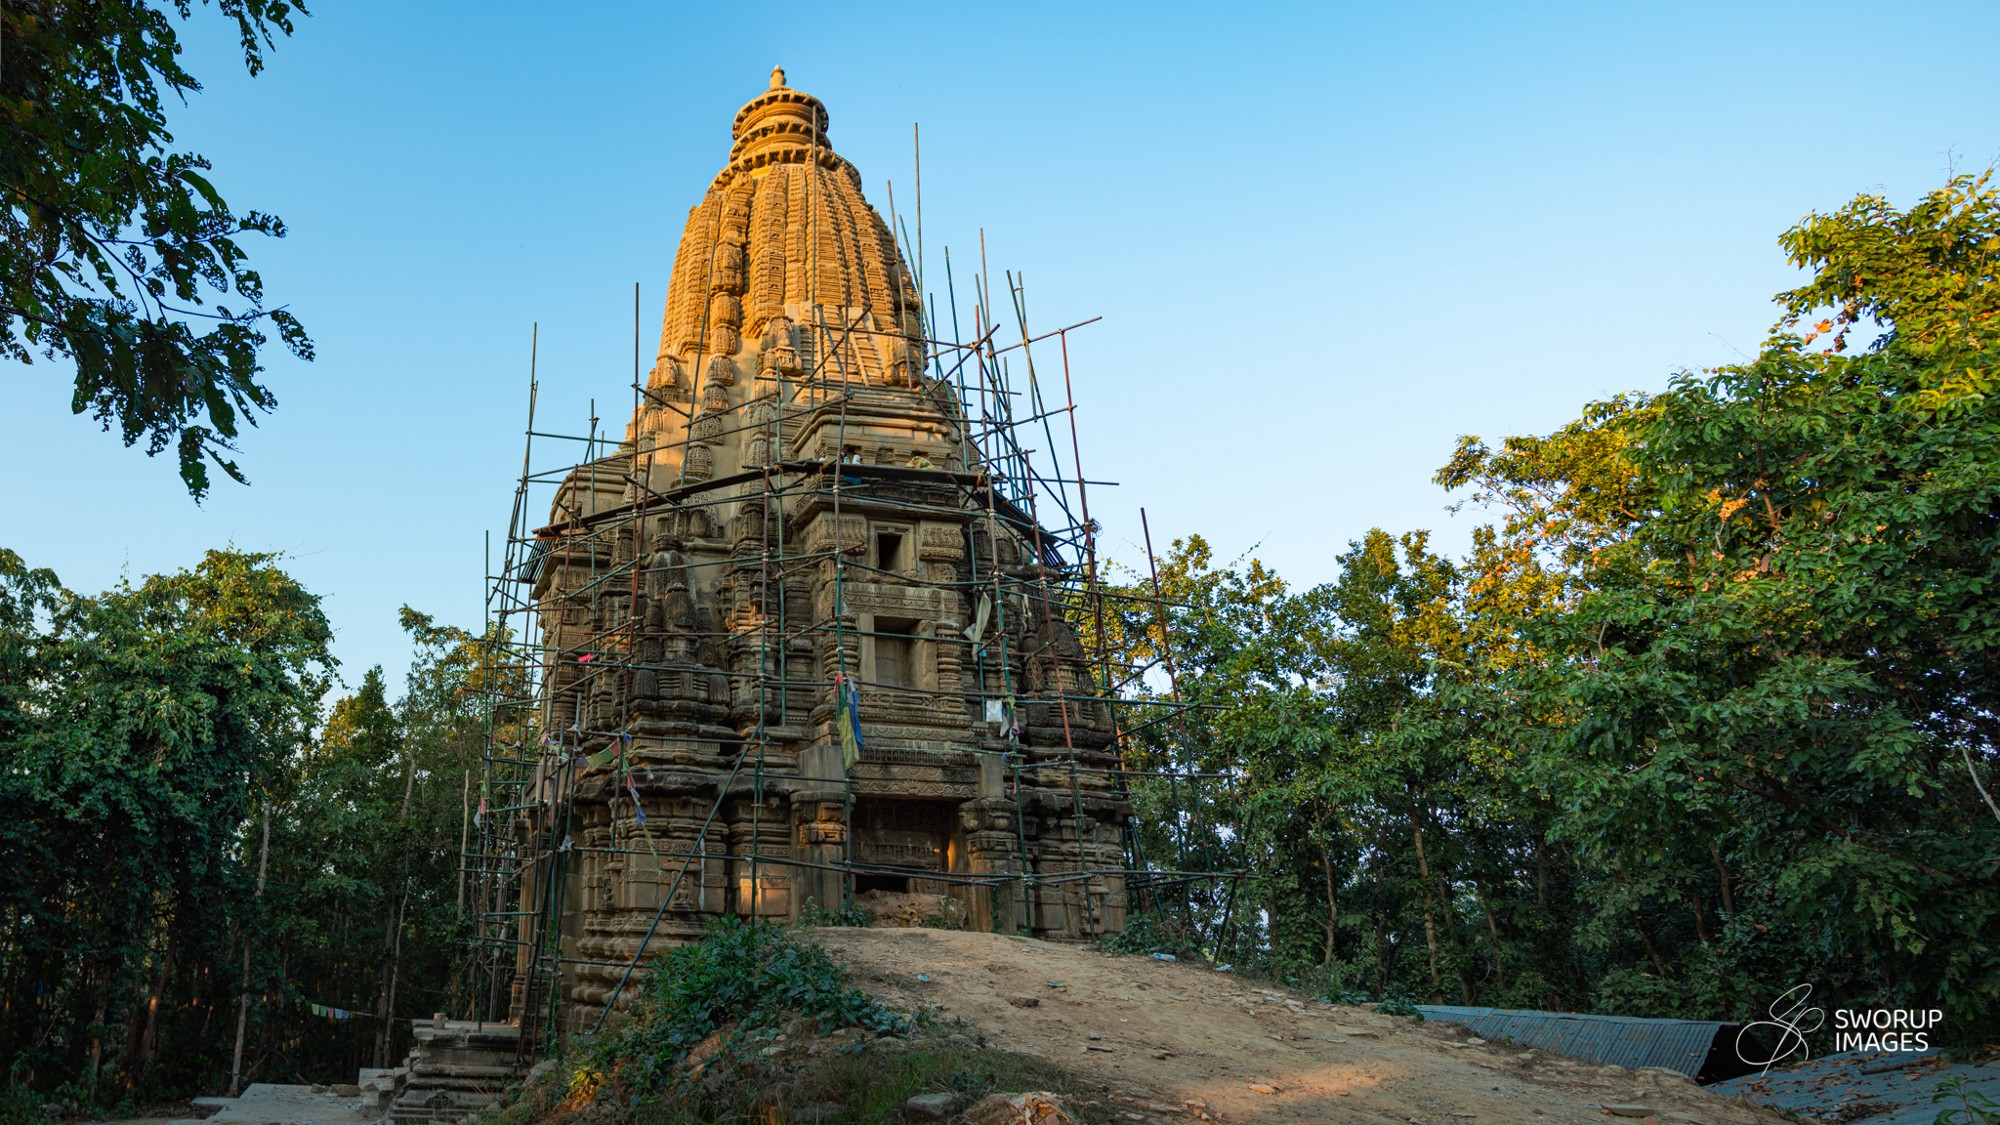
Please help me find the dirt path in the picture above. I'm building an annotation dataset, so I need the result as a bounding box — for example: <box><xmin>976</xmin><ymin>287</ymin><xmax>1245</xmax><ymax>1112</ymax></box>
<box><xmin>813</xmin><ymin>928</ymin><xmax>1783</xmax><ymax>1125</ymax></box>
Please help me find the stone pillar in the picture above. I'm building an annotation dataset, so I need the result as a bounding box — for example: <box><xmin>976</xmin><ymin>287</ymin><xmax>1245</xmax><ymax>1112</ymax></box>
<box><xmin>794</xmin><ymin>741</ymin><xmax>849</xmax><ymax>915</ymax></box>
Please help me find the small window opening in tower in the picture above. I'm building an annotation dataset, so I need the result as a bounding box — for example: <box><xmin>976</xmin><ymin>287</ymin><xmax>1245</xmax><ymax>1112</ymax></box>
<box><xmin>875</xmin><ymin>531</ymin><xmax>904</xmax><ymax>573</ymax></box>
<box><xmin>873</xmin><ymin>618</ymin><xmax>918</xmax><ymax>687</ymax></box>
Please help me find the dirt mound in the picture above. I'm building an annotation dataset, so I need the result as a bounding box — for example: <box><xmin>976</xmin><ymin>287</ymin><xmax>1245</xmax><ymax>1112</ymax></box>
<box><xmin>812</xmin><ymin>927</ymin><xmax>1784</xmax><ymax>1125</ymax></box>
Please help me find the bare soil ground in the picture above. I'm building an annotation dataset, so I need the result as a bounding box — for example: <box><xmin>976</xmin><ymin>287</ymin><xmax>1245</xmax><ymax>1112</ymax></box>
<box><xmin>812</xmin><ymin>927</ymin><xmax>1785</xmax><ymax>1125</ymax></box>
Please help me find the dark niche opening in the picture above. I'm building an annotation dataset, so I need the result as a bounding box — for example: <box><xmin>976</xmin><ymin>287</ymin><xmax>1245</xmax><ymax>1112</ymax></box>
<box><xmin>875</xmin><ymin>530</ymin><xmax>905</xmax><ymax>573</ymax></box>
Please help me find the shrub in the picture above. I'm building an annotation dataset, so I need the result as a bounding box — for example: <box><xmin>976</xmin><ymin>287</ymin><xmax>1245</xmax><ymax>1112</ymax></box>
<box><xmin>593</xmin><ymin>918</ymin><xmax>906</xmax><ymax>1092</ymax></box>
<box><xmin>1099</xmin><ymin>914</ymin><xmax>1202</xmax><ymax>960</ymax></box>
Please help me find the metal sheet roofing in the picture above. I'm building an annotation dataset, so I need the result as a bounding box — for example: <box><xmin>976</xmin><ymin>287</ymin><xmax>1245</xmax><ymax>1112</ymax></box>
<box><xmin>1417</xmin><ymin>1005</ymin><xmax>1731</xmax><ymax>1078</ymax></box>
<box><xmin>1711</xmin><ymin>1048</ymin><xmax>2000</xmax><ymax>1124</ymax></box>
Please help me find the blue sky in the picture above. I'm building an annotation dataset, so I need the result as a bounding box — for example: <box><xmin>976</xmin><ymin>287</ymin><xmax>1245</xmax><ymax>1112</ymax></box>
<box><xmin>4</xmin><ymin>1</ymin><xmax>1996</xmax><ymax>695</ymax></box>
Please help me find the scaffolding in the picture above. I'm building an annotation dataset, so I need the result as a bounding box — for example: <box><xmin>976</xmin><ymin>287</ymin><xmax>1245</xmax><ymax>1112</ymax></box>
<box><xmin>463</xmin><ymin>177</ymin><xmax>1246</xmax><ymax>1061</ymax></box>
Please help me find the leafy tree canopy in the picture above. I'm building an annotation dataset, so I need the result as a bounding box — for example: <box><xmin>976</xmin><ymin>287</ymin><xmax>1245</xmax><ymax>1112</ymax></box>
<box><xmin>1</xmin><ymin>0</ymin><xmax>312</xmax><ymax>498</ymax></box>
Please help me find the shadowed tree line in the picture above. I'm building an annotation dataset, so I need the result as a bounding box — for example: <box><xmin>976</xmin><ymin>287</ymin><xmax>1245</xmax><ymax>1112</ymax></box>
<box><xmin>1107</xmin><ymin>173</ymin><xmax>2000</xmax><ymax>1045</ymax></box>
<box><xmin>0</xmin><ymin>550</ymin><xmax>507</xmax><ymax>1109</ymax></box>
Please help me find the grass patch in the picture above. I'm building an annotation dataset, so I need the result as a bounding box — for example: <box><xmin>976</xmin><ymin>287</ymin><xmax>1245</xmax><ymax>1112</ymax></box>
<box><xmin>634</xmin><ymin>1028</ymin><xmax>1104</xmax><ymax>1125</ymax></box>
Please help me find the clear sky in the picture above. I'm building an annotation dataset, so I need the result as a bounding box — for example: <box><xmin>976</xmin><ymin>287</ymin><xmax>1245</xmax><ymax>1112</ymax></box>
<box><xmin>4</xmin><ymin>1</ymin><xmax>1996</xmax><ymax>695</ymax></box>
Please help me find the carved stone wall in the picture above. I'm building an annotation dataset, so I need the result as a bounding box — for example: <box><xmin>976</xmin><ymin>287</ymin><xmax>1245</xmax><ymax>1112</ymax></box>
<box><xmin>522</xmin><ymin>70</ymin><xmax>1126</xmax><ymax>1032</ymax></box>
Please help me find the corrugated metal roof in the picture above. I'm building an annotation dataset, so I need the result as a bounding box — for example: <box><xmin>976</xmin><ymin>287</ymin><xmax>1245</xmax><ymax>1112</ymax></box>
<box><xmin>1711</xmin><ymin>1048</ymin><xmax>2000</xmax><ymax>1124</ymax></box>
<box><xmin>1418</xmin><ymin>1005</ymin><xmax>1731</xmax><ymax>1078</ymax></box>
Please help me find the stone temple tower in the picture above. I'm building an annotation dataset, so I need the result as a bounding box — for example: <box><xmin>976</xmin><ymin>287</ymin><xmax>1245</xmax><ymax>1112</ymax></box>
<box><xmin>517</xmin><ymin>70</ymin><xmax>1127</xmax><ymax>1030</ymax></box>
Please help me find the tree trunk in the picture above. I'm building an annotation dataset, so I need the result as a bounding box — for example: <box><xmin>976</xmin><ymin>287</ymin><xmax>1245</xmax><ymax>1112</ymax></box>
<box><xmin>136</xmin><ymin>939</ymin><xmax>173</xmax><ymax>1071</ymax></box>
<box><xmin>1534</xmin><ymin>836</ymin><xmax>1549</xmax><ymax>908</ymax></box>
<box><xmin>375</xmin><ymin>884</ymin><xmax>410</xmax><ymax>1067</ymax></box>
<box><xmin>87</xmin><ymin>993</ymin><xmax>107</xmax><ymax>1093</ymax></box>
<box><xmin>1477</xmin><ymin>881</ymin><xmax>1506</xmax><ymax>995</ymax></box>
<box><xmin>1372</xmin><ymin>823</ymin><xmax>1391</xmax><ymax>995</ymax></box>
<box><xmin>1316</xmin><ymin>815</ymin><xmax>1338</xmax><ymax>965</ymax></box>
<box><xmin>1708</xmin><ymin>841</ymin><xmax>1735</xmax><ymax>918</ymax></box>
<box><xmin>1410</xmin><ymin>815</ymin><xmax>1443</xmax><ymax>1002</ymax></box>
<box><xmin>230</xmin><ymin>804</ymin><xmax>271</xmax><ymax>1096</ymax></box>
<box><xmin>1632</xmin><ymin>908</ymin><xmax>1671</xmax><ymax>978</ymax></box>
<box><xmin>457</xmin><ymin>769</ymin><xmax>471</xmax><ymax>919</ymax></box>
<box><xmin>375</xmin><ymin>742</ymin><xmax>421</xmax><ymax>1065</ymax></box>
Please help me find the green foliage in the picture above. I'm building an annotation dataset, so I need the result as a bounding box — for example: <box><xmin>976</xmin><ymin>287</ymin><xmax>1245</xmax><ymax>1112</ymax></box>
<box><xmin>1527</xmin><ymin>171</ymin><xmax>2000</xmax><ymax>1033</ymax></box>
<box><xmin>919</xmin><ymin>897</ymin><xmax>967</xmax><ymax>930</ymax></box>
<box><xmin>0</xmin><ymin>1079</ymin><xmax>50</xmax><ymax>1125</ymax></box>
<box><xmin>1102</xmin><ymin>171</ymin><xmax>2000</xmax><ymax>1043</ymax></box>
<box><xmin>0</xmin><ymin>548</ymin><xmax>505</xmax><ymax>1098</ymax></box>
<box><xmin>1934</xmin><ymin>1076</ymin><xmax>2000</xmax><ymax>1125</ymax></box>
<box><xmin>1372</xmin><ymin>996</ymin><xmax>1425</xmax><ymax>1020</ymax></box>
<box><xmin>263</xmin><ymin>606</ymin><xmax>510</xmax><ymax>1078</ymax></box>
<box><xmin>796</xmin><ymin>899</ymin><xmax>877</xmax><ymax>928</ymax></box>
<box><xmin>593</xmin><ymin>919</ymin><xmax>908</xmax><ymax>1094</ymax></box>
<box><xmin>1099</xmin><ymin>913</ymin><xmax>1202</xmax><ymax>960</ymax></box>
<box><xmin>1</xmin><ymin>0</ymin><xmax>313</xmax><ymax>498</ymax></box>
<box><xmin>0</xmin><ymin>548</ymin><xmax>332</xmax><ymax>1099</ymax></box>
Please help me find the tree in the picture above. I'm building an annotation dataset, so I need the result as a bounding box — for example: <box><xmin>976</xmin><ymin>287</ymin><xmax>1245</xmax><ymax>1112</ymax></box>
<box><xmin>1</xmin><ymin>0</ymin><xmax>312</xmax><ymax>498</ymax></box>
<box><xmin>1441</xmin><ymin>172</ymin><xmax>2000</xmax><ymax>1034</ymax></box>
<box><xmin>258</xmin><ymin>607</ymin><xmax>505</xmax><ymax>1081</ymax></box>
<box><xmin>0</xmin><ymin>548</ymin><xmax>333</xmax><ymax>1098</ymax></box>
<box><xmin>1103</xmin><ymin>173</ymin><xmax>1998</xmax><ymax>1040</ymax></box>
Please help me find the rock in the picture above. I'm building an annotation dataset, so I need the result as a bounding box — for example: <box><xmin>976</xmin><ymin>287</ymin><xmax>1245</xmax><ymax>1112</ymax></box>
<box><xmin>310</xmin><ymin>1085</ymin><xmax>328</xmax><ymax>1094</ymax></box>
<box><xmin>329</xmin><ymin>1083</ymin><xmax>362</xmax><ymax>1097</ymax></box>
<box><xmin>1336</xmin><ymin>1026</ymin><xmax>1379</xmax><ymax>1038</ymax></box>
<box><xmin>1007</xmin><ymin>995</ymin><xmax>1041</xmax><ymax>1009</ymax></box>
<box><xmin>1087</xmin><ymin>1031</ymin><xmax>1103</xmax><ymax>1040</ymax></box>
<box><xmin>39</xmin><ymin>1104</ymin><xmax>64</xmax><ymax>1119</ymax></box>
<box><xmin>1600</xmin><ymin>1107</ymin><xmax>1656</xmax><ymax>1118</ymax></box>
<box><xmin>905</xmin><ymin>1092</ymin><xmax>957</xmax><ymax>1118</ymax></box>
<box><xmin>1247</xmin><ymin>1083</ymin><xmax>1279</xmax><ymax>1095</ymax></box>
<box><xmin>963</xmin><ymin>1092</ymin><xmax>1074</xmax><ymax>1125</ymax></box>
<box><xmin>1151</xmin><ymin>1049</ymin><xmax>1173</xmax><ymax>1060</ymax></box>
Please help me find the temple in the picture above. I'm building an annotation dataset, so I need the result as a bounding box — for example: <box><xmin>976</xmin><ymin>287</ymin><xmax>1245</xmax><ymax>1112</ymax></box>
<box><xmin>505</xmin><ymin>69</ymin><xmax>1128</xmax><ymax>1033</ymax></box>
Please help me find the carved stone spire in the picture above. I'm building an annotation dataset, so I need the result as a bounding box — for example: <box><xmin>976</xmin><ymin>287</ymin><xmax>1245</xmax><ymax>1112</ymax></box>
<box><xmin>641</xmin><ymin>71</ymin><xmax>924</xmax><ymax>456</ymax></box>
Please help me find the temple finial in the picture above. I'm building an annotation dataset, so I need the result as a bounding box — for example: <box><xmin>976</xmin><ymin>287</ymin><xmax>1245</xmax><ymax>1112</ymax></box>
<box><xmin>770</xmin><ymin>66</ymin><xmax>787</xmax><ymax>89</ymax></box>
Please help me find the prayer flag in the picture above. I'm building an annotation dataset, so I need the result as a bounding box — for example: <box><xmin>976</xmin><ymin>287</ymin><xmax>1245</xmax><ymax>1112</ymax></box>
<box><xmin>834</xmin><ymin>672</ymin><xmax>863</xmax><ymax>773</ymax></box>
